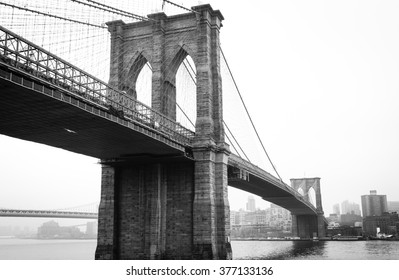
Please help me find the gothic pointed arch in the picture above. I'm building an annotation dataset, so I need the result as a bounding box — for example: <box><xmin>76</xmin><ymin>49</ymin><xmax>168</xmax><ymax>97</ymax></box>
<box><xmin>122</xmin><ymin>51</ymin><xmax>152</xmax><ymax>101</ymax></box>
<box><xmin>308</xmin><ymin>187</ymin><xmax>317</xmax><ymax>208</ymax></box>
<box><xmin>165</xmin><ymin>45</ymin><xmax>197</xmax><ymax>84</ymax></box>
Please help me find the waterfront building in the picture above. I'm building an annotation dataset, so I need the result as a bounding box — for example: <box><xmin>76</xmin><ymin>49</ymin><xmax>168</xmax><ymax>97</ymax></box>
<box><xmin>230</xmin><ymin>203</ymin><xmax>292</xmax><ymax>238</ymax></box>
<box><xmin>270</xmin><ymin>204</ymin><xmax>291</xmax><ymax>231</ymax></box>
<box><xmin>327</xmin><ymin>221</ymin><xmax>340</xmax><ymax>229</ymax></box>
<box><xmin>363</xmin><ymin>212</ymin><xmax>399</xmax><ymax>236</ymax></box>
<box><xmin>327</xmin><ymin>213</ymin><xmax>340</xmax><ymax>224</ymax></box>
<box><xmin>361</xmin><ymin>190</ymin><xmax>388</xmax><ymax>217</ymax></box>
<box><xmin>326</xmin><ymin>226</ymin><xmax>363</xmax><ymax>237</ymax></box>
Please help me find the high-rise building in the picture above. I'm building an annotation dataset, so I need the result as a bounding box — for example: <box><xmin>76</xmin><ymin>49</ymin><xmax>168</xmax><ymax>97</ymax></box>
<box><xmin>361</xmin><ymin>190</ymin><xmax>388</xmax><ymax>217</ymax></box>
<box><xmin>332</xmin><ymin>203</ymin><xmax>340</xmax><ymax>215</ymax></box>
<box><xmin>388</xmin><ymin>201</ymin><xmax>399</xmax><ymax>213</ymax></box>
<box><xmin>341</xmin><ymin>200</ymin><xmax>361</xmax><ymax>216</ymax></box>
<box><xmin>246</xmin><ymin>195</ymin><xmax>256</xmax><ymax>212</ymax></box>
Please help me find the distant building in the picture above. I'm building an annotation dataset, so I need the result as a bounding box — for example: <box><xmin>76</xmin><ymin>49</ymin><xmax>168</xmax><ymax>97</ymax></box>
<box><xmin>340</xmin><ymin>213</ymin><xmax>362</xmax><ymax>227</ymax></box>
<box><xmin>37</xmin><ymin>220</ymin><xmax>84</xmax><ymax>239</ymax></box>
<box><xmin>361</xmin><ymin>190</ymin><xmax>388</xmax><ymax>217</ymax></box>
<box><xmin>230</xmin><ymin>210</ymin><xmax>237</xmax><ymax>228</ymax></box>
<box><xmin>244</xmin><ymin>210</ymin><xmax>267</xmax><ymax>225</ymax></box>
<box><xmin>327</xmin><ymin>213</ymin><xmax>340</xmax><ymax>224</ymax></box>
<box><xmin>327</xmin><ymin>221</ymin><xmax>340</xmax><ymax>229</ymax></box>
<box><xmin>363</xmin><ymin>212</ymin><xmax>399</xmax><ymax>236</ymax></box>
<box><xmin>332</xmin><ymin>203</ymin><xmax>340</xmax><ymax>215</ymax></box>
<box><xmin>326</xmin><ymin>226</ymin><xmax>362</xmax><ymax>237</ymax></box>
<box><xmin>246</xmin><ymin>196</ymin><xmax>256</xmax><ymax>212</ymax></box>
<box><xmin>388</xmin><ymin>201</ymin><xmax>399</xmax><ymax>213</ymax></box>
<box><xmin>232</xmin><ymin>209</ymin><xmax>247</xmax><ymax>226</ymax></box>
<box><xmin>341</xmin><ymin>200</ymin><xmax>361</xmax><ymax>216</ymax></box>
<box><xmin>269</xmin><ymin>204</ymin><xmax>291</xmax><ymax>231</ymax></box>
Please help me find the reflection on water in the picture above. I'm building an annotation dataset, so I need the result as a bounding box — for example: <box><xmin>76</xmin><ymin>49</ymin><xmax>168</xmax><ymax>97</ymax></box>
<box><xmin>0</xmin><ymin>238</ymin><xmax>399</xmax><ymax>260</ymax></box>
<box><xmin>232</xmin><ymin>240</ymin><xmax>399</xmax><ymax>260</ymax></box>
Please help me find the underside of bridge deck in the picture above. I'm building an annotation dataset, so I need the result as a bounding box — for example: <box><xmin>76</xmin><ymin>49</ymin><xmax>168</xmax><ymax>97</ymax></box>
<box><xmin>0</xmin><ymin>66</ymin><xmax>189</xmax><ymax>161</ymax></box>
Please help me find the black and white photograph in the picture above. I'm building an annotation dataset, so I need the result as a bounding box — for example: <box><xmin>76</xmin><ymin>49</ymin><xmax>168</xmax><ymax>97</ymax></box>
<box><xmin>0</xmin><ymin>0</ymin><xmax>398</xmax><ymax>278</ymax></box>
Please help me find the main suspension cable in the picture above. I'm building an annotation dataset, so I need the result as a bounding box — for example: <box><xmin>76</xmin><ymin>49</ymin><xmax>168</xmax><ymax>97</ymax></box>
<box><xmin>70</xmin><ymin>0</ymin><xmax>152</xmax><ymax>22</ymax></box>
<box><xmin>162</xmin><ymin>0</ymin><xmax>199</xmax><ymax>14</ymax></box>
<box><xmin>220</xmin><ymin>46</ymin><xmax>283</xmax><ymax>182</ymax></box>
<box><xmin>223</xmin><ymin>120</ymin><xmax>251</xmax><ymax>163</ymax></box>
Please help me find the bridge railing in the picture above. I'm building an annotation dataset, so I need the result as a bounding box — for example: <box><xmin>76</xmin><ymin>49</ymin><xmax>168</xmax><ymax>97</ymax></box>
<box><xmin>0</xmin><ymin>25</ymin><xmax>195</xmax><ymax>146</ymax></box>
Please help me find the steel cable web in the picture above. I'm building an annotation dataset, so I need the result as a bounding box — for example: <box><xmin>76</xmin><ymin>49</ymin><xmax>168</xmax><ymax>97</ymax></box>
<box><xmin>0</xmin><ymin>0</ymin><xmax>159</xmax><ymax>83</ymax></box>
<box><xmin>0</xmin><ymin>0</ymin><xmax>277</xmax><ymax>166</ymax></box>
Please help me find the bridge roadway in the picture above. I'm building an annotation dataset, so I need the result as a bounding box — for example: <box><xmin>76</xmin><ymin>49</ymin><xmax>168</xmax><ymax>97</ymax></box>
<box><xmin>0</xmin><ymin>25</ymin><xmax>318</xmax><ymax>217</ymax></box>
<box><xmin>0</xmin><ymin>209</ymin><xmax>98</xmax><ymax>219</ymax></box>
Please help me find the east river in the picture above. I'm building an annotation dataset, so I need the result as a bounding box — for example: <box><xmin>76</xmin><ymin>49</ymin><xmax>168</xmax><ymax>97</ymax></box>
<box><xmin>0</xmin><ymin>238</ymin><xmax>398</xmax><ymax>260</ymax></box>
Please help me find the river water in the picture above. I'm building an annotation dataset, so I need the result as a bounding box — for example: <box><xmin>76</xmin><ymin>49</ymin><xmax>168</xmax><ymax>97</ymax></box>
<box><xmin>0</xmin><ymin>238</ymin><xmax>398</xmax><ymax>260</ymax></box>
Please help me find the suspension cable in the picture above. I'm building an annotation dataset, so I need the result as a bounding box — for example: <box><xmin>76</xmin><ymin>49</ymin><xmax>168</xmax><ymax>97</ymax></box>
<box><xmin>176</xmin><ymin>103</ymin><xmax>195</xmax><ymax>127</ymax></box>
<box><xmin>162</xmin><ymin>0</ymin><xmax>200</xmax><ymax>14</ymax></box>
<box><xmin>223</xmin><ymin>120</ymin><xmax>251</xmax><ymax>162</ymax></box>
<box><xmin>224</xmin><ymin>131</ymin><xmax>242</xmax><ymax>158</ymax></box>
<box><xmin>0</xmin><ymin>2</ymin><xmax>106</xmax><ymax>29</ymax></box>
<box><xmin>70</xmin><ymin>0</ymin><xmax>152</xmax><ymax>22</ymax></box>
<box><xmin>182</xmin><ymin>57</ymin><xmax>253</xmax><ymax>162</ymax></box>
<box><xmin>220</xmin><ymin>46</ymin><xmax>283</xmax><ymax>182</ymax></box>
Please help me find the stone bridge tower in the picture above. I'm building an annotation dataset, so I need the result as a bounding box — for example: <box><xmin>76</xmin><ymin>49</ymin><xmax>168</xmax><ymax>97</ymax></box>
<box><xmin>290</xmin><ymin>178</ymin><xmax>326</xmax><ymax>238</ymax></box>
<box><xmin>95</xmin><ymin>5</ymin><xmax>231</xmax><ymax>260</ymax></box>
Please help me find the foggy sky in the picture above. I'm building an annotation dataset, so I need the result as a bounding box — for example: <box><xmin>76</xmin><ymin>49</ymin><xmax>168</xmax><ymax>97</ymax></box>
<box><xmin>1</xmin><ymin>0</ymin><xmax>399</xmax><ymax>228</ymax></box>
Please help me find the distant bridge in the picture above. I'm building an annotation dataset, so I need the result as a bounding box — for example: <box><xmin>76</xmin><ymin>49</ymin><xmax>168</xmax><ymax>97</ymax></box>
<box><xmin>0</xmin><ymin>209</ymin><xmax>98</xmax><ymax>219</ymax></box>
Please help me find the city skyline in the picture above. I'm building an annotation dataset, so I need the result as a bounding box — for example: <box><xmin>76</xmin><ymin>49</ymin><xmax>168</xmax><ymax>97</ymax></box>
<box><xmin>1</xmin><ymin>0</ymin><xmax>399</xmax><ymax>222</ymax></box>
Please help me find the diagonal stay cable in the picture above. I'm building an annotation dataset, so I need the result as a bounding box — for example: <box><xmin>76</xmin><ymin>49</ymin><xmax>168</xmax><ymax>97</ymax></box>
<box><xmin>223</xmin><ymin>120</ymin><xmax>251</xmax><ymax>162</ymax></box>
<box><xmin>220</xmin><ymin>46</ymin><xmax>283</xmax><ymax>182</ymax></box>
<box><xmin>183</xmin><ymin>57</ymin><xmax>251</xmax><ymax>162</ymax></box>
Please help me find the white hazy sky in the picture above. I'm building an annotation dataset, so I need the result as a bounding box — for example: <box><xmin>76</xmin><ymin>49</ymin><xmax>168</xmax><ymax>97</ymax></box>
<box><xmin>1</xmin><ymin>0</ymin><xmax>399</xmax><ymax>226</ymax></box>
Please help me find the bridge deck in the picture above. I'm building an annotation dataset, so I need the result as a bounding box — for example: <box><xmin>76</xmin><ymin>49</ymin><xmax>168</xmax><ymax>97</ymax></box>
<box><xmin>228</xmin><ymin>154</ymin><xmax>318</xmax><ymax>215</ymax></box>
<box><xmin>0</xmin><ymin>62</ymin><xmax>191</xmax><ymax>160</ymax></box>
